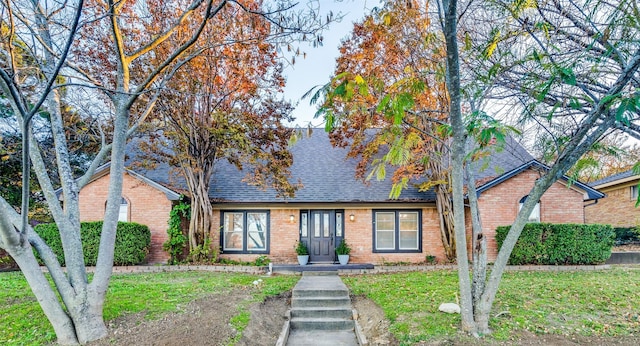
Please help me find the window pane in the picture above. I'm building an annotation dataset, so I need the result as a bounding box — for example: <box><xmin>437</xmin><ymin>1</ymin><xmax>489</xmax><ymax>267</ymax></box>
<box><xmin>336</xmin><ymin>213</ymin><xmax>342</xmax><ymax>237</ymax></box>
<box><xmin>224</xmin><ymin>213</ymin><xmax>244</xmax><ymax>250</ymax></box>
<box><xmin>529</xmin><ymin>203</ymin><xmax>540</xmax><ymax>223</ymax></box>
<box><xmin>118</xmin><ymin>199</ymin><xmax>128</xmax><ymax>222</ymax></box>
<box><xmin>323</xmin><ymin>213</ymin><xmax>330</xmax><ymax>237</ymax></box>
<box><xmin>247</xmin><ymin>213</ymin><xmax>267</xmax><ymax>250</ymax></box>
<box><xmin>301</xmin><ymin>213</ymin><xmax>308</xmax><ymax>237</ymax></box>
<box><xmin>399</xmin><ymin>231</ymin><xmax>418</xmax><ymax>249</ymax></box>
<box><xmin>519</xmin><ymin>196</ymin><xmax>541</xmax><ymax>223</ymax></box>
<box><xmin>376</xmin><ymin>212</ymin><xmax>395</xmax><ymax>231</ymax></box>
<box><xmin>398</xmin><ymin>212</ymin><xmax>418</xmax><ymax>250</ymax></box>
<box><xmin>314</xmin><ymin>214</ymin><xmax>320</xmax><ymax>237</ymax></box>
<box><xmin>399</xmin><ymin>212</ymin><xmax>418</xmax><ymax>231</ymax></box>
<box><xmin>375</xmin><ymin>212</ymin><xmax>395</xmax><ymax>250</ymax></box>
<box><xmin>376</xmin><ymin>230</ymin><xmax>394</xmax><ymax>250</ymax></box>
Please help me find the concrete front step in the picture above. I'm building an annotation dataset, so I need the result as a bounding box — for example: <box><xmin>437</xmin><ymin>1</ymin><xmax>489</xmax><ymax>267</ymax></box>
<box><xmin>291</xmin><ymin>296</ymin><xmax>352</xmax><ymax>308</ymax></box>
<box><xmin>293</xmin><ymin>288</ymin><xmax>349</xmax><ymax>298</ymax></box>
<box><xmin>286</xmin><ymin>330</ymin><xmax>359</xmax><ymax>346</ymax></box>
<box><xmin>290</xmin><ymin>317</ymin><xmax>355</xmax><ymax>331</ymax></box>
<box><xmin>302</xmin><ymin>270</ymin><xmax>339</xmax><ymax>276</ymax></box>
<box><xmin>291</xmin><ymin>306</ymin><xmax>353</xmax><ymax>319</ymax></box>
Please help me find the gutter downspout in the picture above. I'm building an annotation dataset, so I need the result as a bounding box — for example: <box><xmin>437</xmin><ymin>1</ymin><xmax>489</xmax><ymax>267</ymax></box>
<box><xmin>583</xmin><ymin>199</ymin><xmax>599</xmax><ymax>223</ymax></box>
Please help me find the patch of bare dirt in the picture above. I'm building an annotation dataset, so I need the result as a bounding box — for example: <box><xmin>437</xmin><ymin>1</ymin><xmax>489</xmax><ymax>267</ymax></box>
<box><xmin>235</xmin><ymin>291</ymin><xmax>290</xmax><ymax>346</ymax></box>
<box><xmin>86</xmin><ymin>288</ymin><xmax>640</xmax><ymax>346</ymax></box>
<box><xmin>88</xmin><ymin>289</ymin><xmax>290</xmax><ymax>346</ymax></box>
<box><xmin>352</xmin><ymin>295</ymin><xmax>399</xmax><ymax>345</ymax></box>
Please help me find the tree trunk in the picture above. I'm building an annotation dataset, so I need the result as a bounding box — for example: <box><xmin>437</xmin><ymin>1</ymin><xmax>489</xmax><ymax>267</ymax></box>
<box><xmin>442</xmin><ymin>0</ymin><xmax>477</xmax><ymax>334</ymax></box>
<box><xmin>434</xmin><ymin>176</ymin><xmax>456</xmax><ymax>261</ymax></box>
<box><xmin>68</xmin><ymin>296</ymin><xmax>108</xmax><ymax>344</ymax></box>
<box><xmin>182</xmin><ymin>153</ymin><xmax>216</xmax><ymax>260</ymax></box>
<box><xmin>429</xmin><ymin>143</ymin><xmax>456</xmax><ymax>261</ymax></box>
<box><xmin>5</xmin><ymin>244</ymin><xmax>78</xmax><ymax>344</ymax></box>
<box><xmin>466</xmin><ymin>162</ymin><xmax>487</xmax><ymax>313</ymax></box>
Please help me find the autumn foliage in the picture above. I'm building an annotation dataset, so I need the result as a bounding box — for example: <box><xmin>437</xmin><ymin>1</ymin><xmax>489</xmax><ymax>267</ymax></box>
<box><xmin>139</xmin><ymin>1</ymin><xmax>299</xmax><ymax>259</ymax></box>
<box><xmin>319</xmin><ymin>0</ymin><xmax>456</xmax><ymax>259</ymax></box>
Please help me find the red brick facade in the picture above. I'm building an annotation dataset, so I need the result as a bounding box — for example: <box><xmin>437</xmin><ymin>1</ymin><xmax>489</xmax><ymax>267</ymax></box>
<box><xmin>585</xmin><ymin>178</ymin><xmax>640</xmax><ymax>227</ymax></box>
<box><xmin>78</xmin><ymin>168</ymin><xmax>590</xmax><ymax>264</ymax></box>
<box><xmin>476</xmin><ymin>168</ymin><xmax>586</xmax><ymax>259</ymax></box>
<box><xmin>215</xmin><ymin>207</ymin><xmax>445</xmax><ymax>265</ymax></box>
<box><xmin>78</xmin><ymin>172</ymin><xmax>172</xmax><ymax>263</ymax></box>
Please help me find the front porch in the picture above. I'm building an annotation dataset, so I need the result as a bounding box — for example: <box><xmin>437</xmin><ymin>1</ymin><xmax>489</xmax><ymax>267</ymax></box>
<box><xmin>271</xmin><ymin>263</ymin><xmax>374</xmax><ymax>274</ymax></box>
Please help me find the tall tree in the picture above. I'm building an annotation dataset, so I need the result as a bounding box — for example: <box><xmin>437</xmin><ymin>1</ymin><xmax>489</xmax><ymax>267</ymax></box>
<box><xmin>143</xmin><ymin>2</ymin><xmax>300</xmax><ymax>257</ymax></box>
<box><xmin>137</xmin><ymin>0</ymin><xmax>328</xmax><ymax>260</ymax></box>
<box><xmin>316</xmin><ymin>0</ymin><xmax>458</xmax><ymax>260</ymax></box>
<box><xmin>439</xmin><ymin>0</ymin><xmax>640</xmax><ymax>335</ymax></box>
<box><xmin>0</xmin><ymin>0</ymin><xmax>328</xmax><ymax>343</ymax></box>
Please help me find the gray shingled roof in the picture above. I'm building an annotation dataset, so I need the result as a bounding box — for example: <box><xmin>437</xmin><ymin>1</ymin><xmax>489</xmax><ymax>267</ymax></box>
<box><xmin>589</xmin><ymin>169</ymin><xmax>637</xmax><ymax>187</ymax></box>
<box><xmin>125</xmin><ymin>130</ymin><xmax>544</xmax><ymax>204</ymax></box>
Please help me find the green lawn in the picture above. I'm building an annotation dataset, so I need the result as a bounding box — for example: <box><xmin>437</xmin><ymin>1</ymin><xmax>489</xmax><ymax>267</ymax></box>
<box><xmin>2</xmin><ymin>268</ymin><xmax>640</xmax><ymax>345</ymax></box>
<box><xmin>343</xmin><ymin>268</ymin><xmax>640</xmax><ymax>344</ymax></box>
<box><xmin>0</xmin><ymin>271</ymin><xmax>299</xmax><ymax>345</ymax></box>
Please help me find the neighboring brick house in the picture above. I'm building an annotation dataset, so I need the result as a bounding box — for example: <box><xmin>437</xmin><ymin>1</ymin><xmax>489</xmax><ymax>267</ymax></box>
<box><xmin>75</xmin><ymin>131</ymin><xmax>603</xmax><ymax>264</ymax></box>
<box><xmin>586</xmin><ymin>170</ymin><xmax>640</xmax><ymax>227</ymax></box>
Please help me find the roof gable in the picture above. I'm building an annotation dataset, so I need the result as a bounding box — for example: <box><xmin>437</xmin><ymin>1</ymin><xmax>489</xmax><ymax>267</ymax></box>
<box><xmin>475</xmin><ymin>160</ymin><xmax>604</xmax><ymax>200</ymax></box>
<box><xmin>66</xmin><ymin>162</ymin><xmax>182</xmax><ymax>201</ymax></box>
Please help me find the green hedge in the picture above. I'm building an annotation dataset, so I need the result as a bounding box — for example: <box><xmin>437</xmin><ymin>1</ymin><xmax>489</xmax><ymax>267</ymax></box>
<box><xmin>613</xmin><ymin>227</ymin><xmax>640</xmax><ymax>245</ymax></box>
<box><xmin>495</xmin><ymin>223</ymin><xmax>615</xmax><ymax>265</ymax></box>
<box><xmin>34</xmin><ymin>221</ymin><xmax>151</xmax><ymax>266</ymax></box>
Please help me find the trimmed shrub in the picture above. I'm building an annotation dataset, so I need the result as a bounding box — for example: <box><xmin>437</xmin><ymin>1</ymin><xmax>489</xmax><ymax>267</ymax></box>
<box><xmin>613</xmin><ymin>227</ymin><xmax>640</xmax><ymax>245</ymax></box>
<box><xmin>495</xmin><ymin>223</ymin><xmax>615</xmax><ymax>265</ymax></box>
<box><xmin>34</xmin><ymin>221</ymin><xmax>151</xmax><ymax>266</ymax></box>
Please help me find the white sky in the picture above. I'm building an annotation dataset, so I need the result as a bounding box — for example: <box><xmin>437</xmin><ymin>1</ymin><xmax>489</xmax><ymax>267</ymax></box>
<box><xmin>281</xmin><ymin>0</ymin><xmax>381</xmax><ymax>127</ymax></box>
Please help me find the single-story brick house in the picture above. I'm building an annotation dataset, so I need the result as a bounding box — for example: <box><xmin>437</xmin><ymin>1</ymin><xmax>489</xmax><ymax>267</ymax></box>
<box><xmin>76</xmin><ymin>130</ymin><xmax>603</xmax><ymax>264</ymax></box>
<box><xmin>585</xmin><ymin>169</ymin><xmax>640</xmax><ymax>227</ymax></box>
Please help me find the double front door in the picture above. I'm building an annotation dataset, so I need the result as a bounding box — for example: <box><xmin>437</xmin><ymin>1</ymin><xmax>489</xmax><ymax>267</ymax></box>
<box><xmin>300</xmin><ymin>210</ymin><xmax>344</xmax><ymax>263</ymax></box>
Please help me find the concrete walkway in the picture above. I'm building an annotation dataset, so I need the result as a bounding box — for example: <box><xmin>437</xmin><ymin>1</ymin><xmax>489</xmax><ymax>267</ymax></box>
<box><xmin>284</xmin><ymin>271</ymin><xmax>361</xmax><ymax>346</ymax></box>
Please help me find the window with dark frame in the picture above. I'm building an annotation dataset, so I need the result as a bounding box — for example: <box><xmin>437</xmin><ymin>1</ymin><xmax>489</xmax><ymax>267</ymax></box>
<box><xmin>222</xmin><ymin>211</ymin><xmax>269</xmax><ymax>254</ymax></box>
<box><xmin>631</xmin><ymin>185</ymin><xmax>638</xmax><ymax>201</ymax></box>
<box><xmin>373</xmin><ymin>210</ymin><xmax>421</xmax><ymax>253</ymax></box>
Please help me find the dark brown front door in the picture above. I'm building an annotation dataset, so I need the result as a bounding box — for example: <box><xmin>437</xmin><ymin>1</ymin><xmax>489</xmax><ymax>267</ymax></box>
<box><xmin>309</xmin><ymin>211</ymin><xmax>334</xmax><ymax>263</ymax></box>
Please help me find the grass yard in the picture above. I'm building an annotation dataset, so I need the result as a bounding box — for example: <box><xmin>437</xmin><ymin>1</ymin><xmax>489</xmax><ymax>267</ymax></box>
<box><xmin>0</xmin><ymin>271</ymin><xmax>298</xmax><ymax>345</ymax></box>
<box><xmin>344</xmin><ymin>267</ymin><xmax>640</xmax><ymax>344</ymax></box>
<box><xmin>3</xmin><ymin>268</ymin><xmax>640</xmax><ymax>345</ymax></box>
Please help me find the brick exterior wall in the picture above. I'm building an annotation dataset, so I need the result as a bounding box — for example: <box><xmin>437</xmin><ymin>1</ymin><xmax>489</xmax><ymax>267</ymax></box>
<box><xmin>215</xmin><ymin>208</ymin><xmax>301</xmax><ymax>264</ymax></box>
<box><xmin>476</xmin><ymin>169</ymin><xmax>586</xmax><ymax>260</ymax></box>
<box><xmin>79</xmin><ymin>167</ymin><xmax>589</xmax><ymax>265</ymax></box>
<box><xmin>344</xmin><ymin>208</ymin><xmax>444</xmax><ymax>265</ymax></box>
<box><xmin>215</xmin><ymin>207</ymin><xmax>444</xmax><ymax>265</ymax></box>
<box><xmin>78</xmin><ymin>173</ymin><xmax>172</xmax><ymax>263</ymax></box>
<box><xmin>585</xmin><ymin>179</ymin><xmax>640</xmax><ymax>227</ymax></box>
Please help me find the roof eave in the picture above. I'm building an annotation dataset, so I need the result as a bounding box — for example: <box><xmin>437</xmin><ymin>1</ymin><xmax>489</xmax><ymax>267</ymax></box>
<box><xmin>474</xmin><ymin>160</ymin><xmax>604</xmax><ymax>201</ymax></box>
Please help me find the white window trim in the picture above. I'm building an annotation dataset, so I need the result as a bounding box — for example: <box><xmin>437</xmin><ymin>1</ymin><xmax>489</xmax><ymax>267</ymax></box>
<box><xmin>519</xmin><ymin>196</ymin><xmax>540</xmax><ymax>223</ymax></box>
<box><xmin>117</xmin><ymin>197</ymin><xmax>129</xmax><ymax>222</ymax></box>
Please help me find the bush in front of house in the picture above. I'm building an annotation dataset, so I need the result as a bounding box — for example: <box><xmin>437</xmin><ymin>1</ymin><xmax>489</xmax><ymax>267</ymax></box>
<box><xmin>495</xmin><ymin>223</ymin><xmax>615</xmax><ymax>265</ymax></box>
<box><xmin>34</xmin><ymin>221</ymin><xmax>151</xmax><ymax>266</ymax></box>
<box><xmin>613</xmin><ymin>227</ymin><xmax>640</xmax><ymax>245</ymax></box>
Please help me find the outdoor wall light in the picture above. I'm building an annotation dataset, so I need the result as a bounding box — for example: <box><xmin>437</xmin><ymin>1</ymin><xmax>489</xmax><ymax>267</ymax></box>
<box><xmin>289</xmin><ymin>215</ymin><xmax>295</xmax><ymax>223</ymax></box>
<box><xmin>349</xmin><ymin>214</ymin><xmax>355</xmax><ymax>222</ymax></box>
